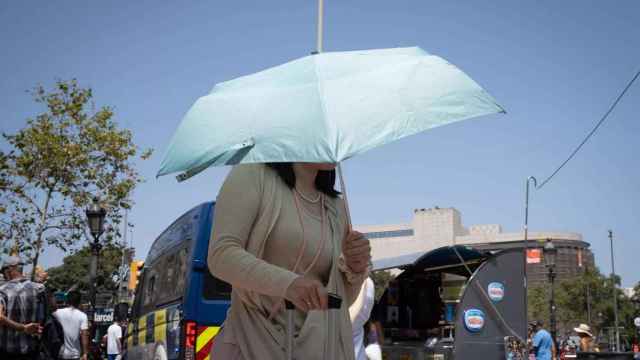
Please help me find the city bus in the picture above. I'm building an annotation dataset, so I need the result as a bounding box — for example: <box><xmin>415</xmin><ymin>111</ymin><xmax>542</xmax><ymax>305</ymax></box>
<box><xmin>124</xmin><ymin>202</ymin><xmax>231</xmax><ymax>360</ymax></box>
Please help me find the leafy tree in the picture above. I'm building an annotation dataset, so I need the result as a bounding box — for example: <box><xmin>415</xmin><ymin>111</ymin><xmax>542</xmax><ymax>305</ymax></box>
<box><xmin>528</xmin><ymin>266</ymin><xmax>639</xmax><ymax>347</ymax></box>
<box><xmin>632</xmin><ymin>282</ymin><xmax>640</xmax><ymax>304</ymax></box>
<box><xmin>46</xmin><ymin>244</ymin><xmax>125</xmax><ymax>294</ymax></box>
<box><xmin>528</xmin><ymin>285</ymin><xmax>549</xmax><ymax>323</ymax></box>
<box><xmin>0</xmin><ymin>79</ymin><xmax>152</xmax><ymax>274</ymax></box>
<box><xmin>370</xmin><ymin>269</ymin><xmax>395</xmax><ymax>301</ymax></box>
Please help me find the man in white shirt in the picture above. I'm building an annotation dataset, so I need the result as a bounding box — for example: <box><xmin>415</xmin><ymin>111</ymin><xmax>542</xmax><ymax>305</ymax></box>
<box><xmin>53</xmin><ymin>291</ymin><xmax>89</xmax><ymax>360</ymax></box>
<box><xmin>106</xmin><ymin>319</ymin><xmax>123</xmax><ymax>360</ymax></box>
<box><xmin>349</xmin><ymin>277</ymin><xmax>375</xmax><ymax>360</ymax></box>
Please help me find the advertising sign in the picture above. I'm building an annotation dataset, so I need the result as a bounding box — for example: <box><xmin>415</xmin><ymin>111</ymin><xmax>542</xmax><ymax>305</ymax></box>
<box><xmin>526</xmin><ymin>249</ymin><xmax>541</xmax><ymax>264</ymax></box>
<box><xmin>463</xmin><ymin>309</ymin><xmax>485</xmax><ymax>333</ymax></box>
<box><xmin>93</xmin><ymin>308</ymin><xmax>114</xmax><ymax>324</ymax></box>
<box><xmin>488</xmin><ymin>282</ymin><xmax>505</xmax><ymax>302</ymax></box>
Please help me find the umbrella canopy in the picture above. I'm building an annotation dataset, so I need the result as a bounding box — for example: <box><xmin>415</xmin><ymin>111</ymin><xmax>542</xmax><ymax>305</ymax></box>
<box><xmin>158</xmin><ymin>46</ymin><xmax>504</xmax><ymax>181</ymax></box>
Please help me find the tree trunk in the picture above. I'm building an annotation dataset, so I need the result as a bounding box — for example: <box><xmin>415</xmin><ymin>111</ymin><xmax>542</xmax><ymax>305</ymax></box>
<box><xmin>30</xmin><ymin>189</ymin><xmax>52</xmax><ymax>281</ymax></box>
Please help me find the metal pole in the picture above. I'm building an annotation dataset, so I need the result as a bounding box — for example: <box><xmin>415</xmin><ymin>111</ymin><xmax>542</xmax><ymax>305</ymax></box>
<box><xmin>316</xmin><ymin>0</ymin><xmax>324</xmax><ymax>53</ymax></box>
<box><xmin>549</xmin><ymin>267</ymin><xmax>557</xmax><ymax>345</ymax></box>
<box><xmin>285</xmin><ymin>300</ymin><xmax>294</xmax><ymax>360</ymax></box>
<box><xmin>337</xmin><ymin>164</ymin><xmax>352</xmax><ymax>230</ymax></box>
<box><xmin>609</xmin><ymin>230</ymin><xmax>620</xmax><ymax>351</ymax></box>
<box><xmin>118</xmin><ymin>209</ymin><xmax>128</xmax><ymax>302</ymax></box>
<box><xmin>314</xmin><ymin>0</ymin><xmax>355</xmax><ymax>234</ymax></box>
<box><xmin>523</xmin><ymin>176</ymin><xmax>537</xmax><ymax>347</ymax></box>
<box><xmin>89</xmin><ymin>238</ymin><xmax>100</xmax><ymax>315</ymax></box>
<box><xmin>586</xmin><ymin>280</ymin><xmax>592</xmax><ymax>325</ymax></box>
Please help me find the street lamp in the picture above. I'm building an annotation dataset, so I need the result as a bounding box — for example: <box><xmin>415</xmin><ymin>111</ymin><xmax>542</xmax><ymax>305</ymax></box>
<box><xmin>86</xmin><ymin>197</ymin><xmax>106</xmax><ymax>315</ymax></box>
<box><xmin>608</xmin><ymin>230</ymin><xmax>620</xmax><ymax>352</ymax></box>
<box><xmin>543</xmin><ymin>238</ymin><xmax>558</xmax><ymax>344</ymax></box>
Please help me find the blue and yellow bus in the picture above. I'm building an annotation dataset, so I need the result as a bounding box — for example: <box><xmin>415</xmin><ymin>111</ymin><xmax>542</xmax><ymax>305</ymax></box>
<box><xmin>124</xmin><ymin>202</ymin><xmax>231</xmax><ymax>360</ymax></box>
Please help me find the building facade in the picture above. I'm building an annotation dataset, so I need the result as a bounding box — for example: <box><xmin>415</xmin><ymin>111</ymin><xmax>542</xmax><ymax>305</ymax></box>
<box><xmin>356</xmin><ymin>207</ymin><xmax>594</xmax><ymax>285</ymax></box>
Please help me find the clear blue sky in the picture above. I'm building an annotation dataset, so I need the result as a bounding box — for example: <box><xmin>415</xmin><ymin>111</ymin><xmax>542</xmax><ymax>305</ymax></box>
<box><xmin>1</xmin><ymin>1</ymin><xmax>638</xmax><ymax>286</ymax></box>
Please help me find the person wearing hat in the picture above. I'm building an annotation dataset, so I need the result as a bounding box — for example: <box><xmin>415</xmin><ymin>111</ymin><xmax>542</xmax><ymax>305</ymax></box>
<box><xmin>0</xmin><ymin>255</ymin><xmax>47</xmax><ymax>360</ymax></box>
<box><xmin>574</xmin><ymin>324</ymin><xmax>597</xmax><ymax>352</ymax></box>
<box><xmin>530</xmin><ymin>320</ymin><xmax>557</xmax><ymax>360</ymax></box>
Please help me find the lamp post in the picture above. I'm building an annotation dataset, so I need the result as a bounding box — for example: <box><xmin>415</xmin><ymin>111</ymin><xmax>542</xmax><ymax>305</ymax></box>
<box><xmin>86</xmin><ymin>197</ymin><xmax>106</xmax><ymax>315</ymax></box>
<box><xmin>543</xmin><ymin>238</ymin><xmax>558</xmax><ymax>344</ymax></box>
<box><xmin>608</xmin><ymin>230</ymin><xmax>620</xmax><ymax>352</ymax></box>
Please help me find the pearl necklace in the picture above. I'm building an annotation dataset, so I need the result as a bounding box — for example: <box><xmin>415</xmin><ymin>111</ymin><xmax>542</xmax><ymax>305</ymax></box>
<box><xmin>294</xmin><ymin>187</ymin><xmax>321</xmax><ymax>203</ymax></box>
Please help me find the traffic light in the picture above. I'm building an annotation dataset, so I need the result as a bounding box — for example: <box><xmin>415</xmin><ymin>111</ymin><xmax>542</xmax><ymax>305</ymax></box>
<box><xmin>128</xmin><ymin>260</ymin><xmax>144</xmax><ymax>291</ymax></box>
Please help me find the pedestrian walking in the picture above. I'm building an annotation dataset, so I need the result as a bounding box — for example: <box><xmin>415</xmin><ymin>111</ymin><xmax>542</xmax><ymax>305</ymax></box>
<box><xmin>207</xmin><ymin>163</ymin><xmax>371</xmax><ymax>360</ymax></box>
<box><xmin>53</xmin><ymin>291</ymin><xmax>89</xmax><ymax>360</ymax></box>
<box><xmin>39</xmin><ymin>289</ymin><xmax>64</xmax><ymax>360</ymax></box>
<box><xmin>349</xmin><ymin>277</ymin><xmax>375</xmax><ymax>360</ymax></box>
<box><xmin>363</xmin><ymin>320</ymin><xmax>383</xmax><ymax>360</ymax></box>
<box><xmin>530</xmin><ymin>321</ymin><xmax>557</xmax><ymax>360</ymax></box>
<box><xmin>106</xmin><ymin>318</ymin><xmax>123</xmax><ymax>360</ymax></box>
<box><xmin>0</xmin><ymin>256</ymin><xmax>46</xmax><ymax>360</ymax></box>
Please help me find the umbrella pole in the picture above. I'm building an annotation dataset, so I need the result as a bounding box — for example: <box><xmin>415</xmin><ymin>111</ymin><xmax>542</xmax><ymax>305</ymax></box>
<box><xmin>316</xmin><ymin>0</ymin><xmax>324</xmax><ymax>53</ymax></box>
<box><xmin>317</xmin><ymin>0</ymin><xmax>352</xmax><ymax>230</ymax></box>
<box><xmin>336</xmin><ymin>163</ymin><xmax>353</xmax><ymax>230</ymax></box>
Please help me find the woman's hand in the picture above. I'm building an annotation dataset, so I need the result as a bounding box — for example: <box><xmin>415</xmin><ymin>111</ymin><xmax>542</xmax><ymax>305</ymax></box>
<box><xmin>285</xmin><ymin>276</ymin><xmax>328</xmax><ymax>312</ymax></box>
<box><xmin>343</xmin><ymin>230</ymin><xmax>371</xmax><ymax>274</ymax></box>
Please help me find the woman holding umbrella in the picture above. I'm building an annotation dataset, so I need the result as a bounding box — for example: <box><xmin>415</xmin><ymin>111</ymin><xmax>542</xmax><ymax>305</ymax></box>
<box><xmin>207</xmin><ymin>162</ymin><xmax>371</xmax><ymax>359</ymax></box>
<box><xmin>158</xmin><ymin>43</ymin><xmax>503</xmax><ymax>360</ymax></box>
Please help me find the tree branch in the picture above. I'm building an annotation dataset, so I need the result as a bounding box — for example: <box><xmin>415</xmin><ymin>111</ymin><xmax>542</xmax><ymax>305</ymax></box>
<box><xmin>7</xmin><ymin>183</ymin><xmax>43</xmax><ymax>216</ymax></box>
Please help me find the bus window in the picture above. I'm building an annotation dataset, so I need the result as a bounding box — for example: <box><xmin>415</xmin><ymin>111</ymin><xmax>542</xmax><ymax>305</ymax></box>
<box><xmin>202</xmin><ymin>271</ymin><xmax>231</xmax><ymax>300</ymax></box>
<box><xmin>144</xmin><ymin>275</ymin><xmax>156</xmax><ymax>307</ymax></box>
<box><xmin>174</xmin><ymin>247</ymin><xmax>188</xmax><ymax>297</ymax></box>
<box><xmin>164</xmin><ymin>253</ymin><xmax>176</xmax><ymax>288</ymax></box>
<box><xmin>131</xmin><ymin>270</ymin><xmax>146</xmax><ymax>317</ymax></box>
<box><xmin>154</xmin><ymin>246</ymin><xmax>189</xmax><ymax>306</ymax></box>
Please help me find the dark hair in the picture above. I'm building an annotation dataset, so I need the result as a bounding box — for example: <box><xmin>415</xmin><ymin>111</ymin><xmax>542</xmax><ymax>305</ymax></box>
<box><xmin>67</xmin><ymin>290</ymin><xmax>82</xmax><ymax>308</ymax></box>
<box><xmin>267</xmin><ymin>163</ymin><xmax>340</xmax><ymax>198</ymax></box>
<box><xmin>45</xmin><ymin>288</ymin><xmax>58</xmax><ymax>314</ymax></box>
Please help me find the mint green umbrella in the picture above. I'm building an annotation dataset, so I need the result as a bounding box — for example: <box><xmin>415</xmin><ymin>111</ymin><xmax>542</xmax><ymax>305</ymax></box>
<box><xmin>157</xmin><ymin>46</ymin><xmax>504</xmax><ymax>182</ymax></box>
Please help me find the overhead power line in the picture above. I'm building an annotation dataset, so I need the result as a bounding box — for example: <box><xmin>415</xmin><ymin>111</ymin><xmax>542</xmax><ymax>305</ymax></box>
<box><xmin>537</xmin><ymin>68</ymin><xmax>640</xmax><ymax>190</ymax></box>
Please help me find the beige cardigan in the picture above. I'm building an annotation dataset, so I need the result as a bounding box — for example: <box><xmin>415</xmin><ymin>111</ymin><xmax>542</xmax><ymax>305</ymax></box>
<box><xmin>207</xmin><ymin>164</ymin><xmax>366</xmax><ymax>360</ymax></box>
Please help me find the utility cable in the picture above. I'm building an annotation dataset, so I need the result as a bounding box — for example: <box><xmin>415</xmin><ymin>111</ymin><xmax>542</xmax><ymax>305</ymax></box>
<box><xmin>536</xmin><ymin>68</ymin><xmax>640</xmax><ymax>189</ymax></box>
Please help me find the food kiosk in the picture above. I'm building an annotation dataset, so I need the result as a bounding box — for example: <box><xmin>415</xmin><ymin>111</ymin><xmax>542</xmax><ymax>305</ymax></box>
<box><xmin>372</xmin><ymin>245</ymin><xmax>528</xmax><ymax>359</ymax></box>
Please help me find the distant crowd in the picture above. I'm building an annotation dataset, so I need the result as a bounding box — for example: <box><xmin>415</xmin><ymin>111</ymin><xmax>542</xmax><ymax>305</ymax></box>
<box><xmin>0</xmin><ymin>255</ymin><xmax>386</xmax><ymax>360</ymax></box>
<box><xmin>0</xmin><ymin>256</ymin><xmax>124</xmax><ymax>360</ymax></box>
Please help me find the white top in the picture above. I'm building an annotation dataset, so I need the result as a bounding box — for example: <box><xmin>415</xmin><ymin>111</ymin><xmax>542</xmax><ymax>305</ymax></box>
<box><xmin>349</xmin><ymin>278</ymin><xmax>375</xmax><ymax>360</ymax></box>
<box><xmin>107</xmin><ymin>323</ymin><xmax>123</xmax><ymax>355</ymax></box>
<box><xmin>54</xmin><ymin>307</ymin><xmax>89</xmax><ymax>359</ymax></box>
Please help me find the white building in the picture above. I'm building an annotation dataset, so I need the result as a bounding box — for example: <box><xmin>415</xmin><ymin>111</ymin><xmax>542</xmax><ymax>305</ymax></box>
<box><xmin>622</xmin><ymin>287</ymin><xmax>636</xmax><ymax>299</ymax></box>
<box><xmin>356</xmin><ymin>207</ymin><xmax>593</xmax><ymax>283</ymax></box>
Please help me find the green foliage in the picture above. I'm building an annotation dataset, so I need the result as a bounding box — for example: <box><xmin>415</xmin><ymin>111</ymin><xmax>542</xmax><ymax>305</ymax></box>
<box><xmin>528</xmin><ymin>285</ymin><xmax>549</xmax><ymax>322</ymax></box>
<box><xmin>370</xmin><ymin>269</ymin><xmax>395</xmax><ymax>301</ymax></box>
<box><xmin>46</xmin><ymin>243</ymin><xmax>124</xmax><ymax>293</ymax></box>
<box><xmin>528</xmin><ymin>267</ymin><xmax>640</xmax><ymax>346</ymax></box>
<box><xmin>0</xmin><ymin>79</ymin><xmax>152</xmax><ymax>269</ymax></box>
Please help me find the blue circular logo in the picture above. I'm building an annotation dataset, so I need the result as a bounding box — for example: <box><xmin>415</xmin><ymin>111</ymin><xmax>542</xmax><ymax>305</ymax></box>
<box><xmin>488</xmin><ymin>282</ymin><xmax>505</xmax><ymax>302</ymax></box>
<box><xmin>464</xmin><ymin>309</ymin><xmax>485</xmax><ymax>333</ymax></box>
